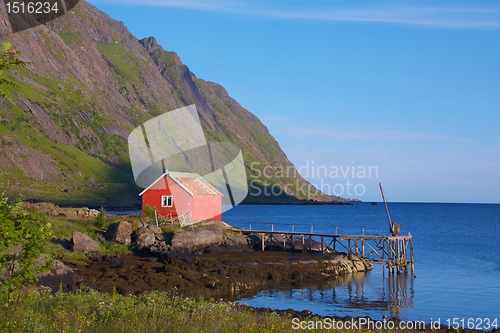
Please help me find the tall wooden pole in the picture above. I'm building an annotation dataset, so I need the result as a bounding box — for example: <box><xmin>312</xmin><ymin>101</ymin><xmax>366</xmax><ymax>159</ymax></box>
<box><xmin>379</xmin><ymin>183</ymin><xmax>393</xmax><ymax>234</ymax></box>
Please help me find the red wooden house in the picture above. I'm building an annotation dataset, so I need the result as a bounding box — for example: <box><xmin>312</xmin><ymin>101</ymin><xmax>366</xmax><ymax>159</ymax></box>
<box><xmin>139</xmin><ymin>171</ymin><xmax>223</xmax><ymax>221</ymax></box>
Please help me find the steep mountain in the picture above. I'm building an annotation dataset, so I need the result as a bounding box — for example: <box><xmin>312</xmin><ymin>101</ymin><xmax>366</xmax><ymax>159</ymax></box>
<box><xmin>0</xmin><ymin>1</ymin><xmax>342</xmax><ymax>207</ymax></box>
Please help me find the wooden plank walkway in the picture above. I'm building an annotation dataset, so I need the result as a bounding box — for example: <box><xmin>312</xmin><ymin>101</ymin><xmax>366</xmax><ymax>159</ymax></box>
<box><xmin>235</xmin><ymin>226</ymin><xmax>415</xmax><ymax>275</ymax></box>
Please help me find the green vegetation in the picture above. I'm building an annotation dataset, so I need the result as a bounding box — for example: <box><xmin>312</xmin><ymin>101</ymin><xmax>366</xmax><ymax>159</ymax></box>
<box><xmin>142</xmin><ymin>204</ymin><xmax>157</xmax><ymax>219</ymax></box>
<box><xmin>0</xmin><ymin>120</ymin><xmax>139</xmax><ymax>206</ymax></box>
<box><xmin>42</xmin><ymin>210</ymin><xmax>183</xmax><ymax>265</ymax></box>
<box><xmin>0</xmin><ymin>42</ymin><xmax>28</xmax><ymax>101</ymax></box>
<box><xmin>95</xmin><ymin>207</ymin><xmax>108</xmax><ymax>229</ymax></box>
<box><xmin>58</xmin><ymin>31</ymin><xmax>81</xmax><ymax>45</ymax></box>
<box><xmin>0</xmin><ymin>288</ymin><xmax>342</xmax><ymax>333</ymax></box>
<box><xmin>46</xmin><ymin>214</ymin><xmax>133</xmax><ymax>265</ymax></box>
<box><xmin>97</xmin><ymin>42</ymin><xmax>143</xmax><ymax>83</ymax></box>
<box><xmin>0</xmin><ymin>39</ymin><xmax>139</xmax><ymax>207</ymax></box>
<box><xmin>0</xmin><ymin>195</ymin><xmax>52</xmax><ymax>303</ymax></box>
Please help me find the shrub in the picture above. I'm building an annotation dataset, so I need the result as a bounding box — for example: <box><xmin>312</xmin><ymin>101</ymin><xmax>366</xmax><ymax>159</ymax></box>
<box><xmin>95</xmin><ymin>207</ymin><xmax>108</xmax><ymax>229</ymax></box>
<box><xmin>0</xmin><ymin>194</ymin><xmax>52</xmax><ymax>303</ymax></box>
<box><xmin>0</xmin><ymin>42</ymin><xmax>28</xmax><ymax>100</ymax></box>
<box><xmin>143</xmin><ymin>204</ymin><xmax>156</xmax><ymax>219</ymax></box>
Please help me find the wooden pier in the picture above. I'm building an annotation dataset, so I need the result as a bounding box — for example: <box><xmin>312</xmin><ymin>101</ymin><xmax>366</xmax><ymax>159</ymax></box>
<box><xmin>236</xmin><ymin>224</ymin><xmax>415</xmax><ymax>274</ymax></box>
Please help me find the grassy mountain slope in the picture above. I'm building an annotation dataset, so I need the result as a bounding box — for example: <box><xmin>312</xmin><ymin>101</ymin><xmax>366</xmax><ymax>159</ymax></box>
<box><xmin>0</xmin><ymin>1</ymin><xmax>342</xmax><ymax>207</ymax></box>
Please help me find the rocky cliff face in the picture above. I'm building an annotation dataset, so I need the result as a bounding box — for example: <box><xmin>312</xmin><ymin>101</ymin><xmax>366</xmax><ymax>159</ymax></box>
<box><xmin>0</xmin><ymin>1</ymin><xmax>341</xmax><ymax>206</ymax></box>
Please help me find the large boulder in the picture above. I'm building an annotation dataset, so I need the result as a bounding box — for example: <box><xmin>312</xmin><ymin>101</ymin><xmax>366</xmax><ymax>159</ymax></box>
<box><xmin>224</xmin><ymin>234</ymin><xmax>250</xmax><ymax>252</ymax></box>
<box><xmin>76</xmin><ymin>209</ymin><xmax>88</xmax><ymax>218</ymax></box>
<box><xmin>37</xmin><ymin>255</ymin><xmax>79</xmax><ymax>291</ymax></box>
<box><xmin>70</xmin><ymin>231</ymin><xmax>100</xmax><ymax>254</ymax></box>
<box><xmin>135</xmin><ymin>227</ymin><xmax>156</xmax><ymax>248</ymax></box>
<box><xmin>147</xmin><ymin>224</ymin><xmax>162</xmax><ymax>235</ymax></box>
<box><xmin>27</xmin><ymin>202</ymin><xmax>59</xmax><ymax>216</ymax></box>
<box><xmin>170</xmin><ymin>227</ymin><xmax>225</xmax><ymax>253</ymax></box>
<box><xmin>59</xmin><ymin>208</ymin><xmax>98</xmax><ymax>219</ymax></box>
<box><xmin>322</xmin><ymin>253</ymin><xmax>373</xmax><ymax>275</ymax></box>
<box><xmin>59</xmin><ymin>208</ymin><xmax>78</xmax><ymax>218</ymax></box>
<box><xmin>106</xmin><ymin>221</ymin><xmax>132</xmax><ymax>244</ymax></box>
<box><xmin>88</xmin><ymin>209</ymin><xmax>99</xmax><ymax>218</ymax></box>
<box><xmin>147</xmin><ymin>224</ymin><xmax>164</xmax><ymax>241</ymax></box>
<box><xmin>205</xmin><ymin>234</ymin><xmax>250</xmax><ymax>253</ymax></box>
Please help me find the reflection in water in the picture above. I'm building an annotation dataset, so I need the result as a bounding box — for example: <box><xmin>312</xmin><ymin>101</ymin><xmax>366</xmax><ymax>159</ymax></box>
<box><xmin>240</xmin><ymin>268</ymin><xmax>415</xmax><ymax>319</ymax></box>
<box><xmin>383</xmin><ymin>270</ymin><xmax>415</xmax><ymax>317</ymax></box>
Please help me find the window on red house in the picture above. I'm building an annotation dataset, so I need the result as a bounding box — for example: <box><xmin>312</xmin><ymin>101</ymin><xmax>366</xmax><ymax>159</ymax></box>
<box><xmin>161</xmin><ymin>195</ymin><xmax>172</xmax><ymax>207</ymax></box>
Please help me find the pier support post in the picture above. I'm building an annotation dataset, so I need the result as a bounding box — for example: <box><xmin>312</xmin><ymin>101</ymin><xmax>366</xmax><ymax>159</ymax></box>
<box><xmin>410</xmin><ymin>236</ymin><xmax>415</xmax><ymax>275</ymax></box>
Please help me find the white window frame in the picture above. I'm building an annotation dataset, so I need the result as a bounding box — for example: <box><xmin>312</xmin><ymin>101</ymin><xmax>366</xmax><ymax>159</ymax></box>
<box><xmin>161</xmin><ymin>195</ymin><xmax>173</xmax><ymax>207</ymax></box>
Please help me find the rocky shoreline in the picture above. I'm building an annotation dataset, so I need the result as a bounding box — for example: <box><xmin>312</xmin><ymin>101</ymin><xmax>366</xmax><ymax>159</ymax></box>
<box><xmin>43</xmin><ymin>219</ymin><xmax>373</xmax><ymax>301</ymax></box>
<box><xmin>66</xmin><ymin>251</ymin><xmax>371</xmax><ymax>300</ymax></box>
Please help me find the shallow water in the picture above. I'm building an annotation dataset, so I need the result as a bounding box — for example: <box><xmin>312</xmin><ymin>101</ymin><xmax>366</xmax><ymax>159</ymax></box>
<box><xmin>223</xmin><ymin>203</ymin><xmax>500</xmax><ymax>324</ymax></box>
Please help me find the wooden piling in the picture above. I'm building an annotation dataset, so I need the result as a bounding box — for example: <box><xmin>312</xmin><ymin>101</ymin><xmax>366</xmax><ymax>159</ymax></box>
<box><xmin>410</xmin><ymin>236</ymin><xmax>415</xmax><ymax>275</ymax></box>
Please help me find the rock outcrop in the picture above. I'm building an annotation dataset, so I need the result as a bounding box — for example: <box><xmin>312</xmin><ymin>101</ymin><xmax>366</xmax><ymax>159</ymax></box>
<box><xmin>147</xmin><ymin>224</ymin><xmax>163</xmax><ymax>240</ymax></box>
<box><xmin>323</xmin><ymin>254</ymin><xmax>373</xmax><ymax>276</ymax></box>
<box><xmin>133</xmin><ymin>224</ymin><xmax>170</xmax><ymax>255</ymax></box>
<box><xmin>135</xmin><ymin>227</ymin><xmax>156</xmax><ymax>248</ymax></box>
<box><xmin>59</xmin><ymin>208</ymin><xmax>99</xmax><ymax>218</ymax></box>
<box><xmin>74</xmin><ymin>251</ymin><xmax>373</xmax><ymax>299</ymax></box>
<box><xmin>170</xmin><ymin>227</ymin><xmax>226</xmax><ymax>253</ymax></box>
<box><xmin>106</xmin><ymin>221</ymin><xmax>132</xmax><ymax>244</ymax></box>
<box><xmin>205</xmin><ymin>234</ymin><xmax>251</xmax><ymax>253</ymax></box>
<box><xmin>70</xmin><ymin>232</ymin><xmax>100</xmax><ymax>254</ymax></box>
<box><xmin>37</xmin><ymin>258</ymin><xmax>79</xmax><ymax>291</ymax></box>
<box><xmin>23</xmin><ymin>203</ymin><xmax>99</xmax><ymax>218</ymax></box>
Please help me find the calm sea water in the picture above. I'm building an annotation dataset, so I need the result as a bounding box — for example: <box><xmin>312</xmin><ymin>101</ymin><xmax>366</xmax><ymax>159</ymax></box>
<box><xmin>222</xmin><ymin>203</ymin><xmax>500</xmax><ymax>324</ymax></box>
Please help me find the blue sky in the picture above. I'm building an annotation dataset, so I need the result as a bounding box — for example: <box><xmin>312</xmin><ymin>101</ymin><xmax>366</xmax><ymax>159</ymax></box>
<box><xmin>87</xmin><ymin>0</ymin><xmax>500</xmax><ymax>203</ymax></box>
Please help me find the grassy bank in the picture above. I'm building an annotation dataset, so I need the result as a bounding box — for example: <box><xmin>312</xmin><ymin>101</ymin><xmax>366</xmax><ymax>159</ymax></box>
<box><xmin>0</xmin><ymin>288</ymin><xmax>330</xmax><ymax>333</ymax></box>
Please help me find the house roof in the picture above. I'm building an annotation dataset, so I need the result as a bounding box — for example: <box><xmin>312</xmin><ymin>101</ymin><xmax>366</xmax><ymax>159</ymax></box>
<box><xmin>139</xmin><ymin>171</ymin><xmax>223</xmax><ymax>197</ymax></box>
